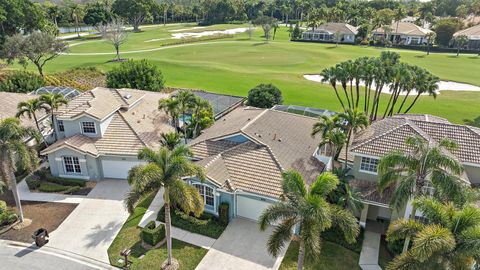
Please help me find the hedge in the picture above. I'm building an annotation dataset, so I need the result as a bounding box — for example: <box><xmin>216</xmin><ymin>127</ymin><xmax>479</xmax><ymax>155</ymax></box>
<box><xmin>0</xmin><ymin>200</ymin><xmax>18</xmax><ymax>227</ymax></box>
<box><xmin>157</xmin><ymin>207</ymin><xmax>227</xmax><ymax>239</ymax></box>
<box><xmin>46</xmin><ymin>175</ymin><xmax>86</xmax><ymax>187</ymax></box>
<box><xmin>26</xmin><ymin>177</ymin><xmax>41</xmax><ymax>190</ymax></box>
<box><xmin>141</xmin><ymin>221</ymin><xmax>165</xmax><ymax>246</ymax></box>
<box><xmin>38</xmin><ymin>183</ymin><xmax>71</xmax><ymax>193</ymax></box>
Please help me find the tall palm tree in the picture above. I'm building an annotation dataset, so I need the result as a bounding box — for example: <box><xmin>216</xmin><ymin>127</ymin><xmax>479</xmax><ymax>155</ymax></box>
<box><xmin>378</xmin><ymin>136</ymin><xmax>468</xmax><ymax>252</ymax></box>
<box><xmin>0</xmin><ymin>118</ymin><xmax>39</xmax><ymax>223</ymax></box>
<box><xmin>159</xmin><ymin>97</ymin><xmax>180</xmax><ymax>132</ymax></box>
<box><xmin>320</xmin><ymin>67</ymin><xmax>346</xmax><ymax>111</ymax></box>
<box><xmin>425</xmin><ymin>32</ymin><xmax>436</xmax><ymax>55</ymax></box>
<box><xmin>259</xmin><ymin>171</ymin><xmax>359</xmax><ymax>270</ymax></box>
<box><xmin>159</xmin><ymin>132</ymin><xmax>182</xmax><ymax>150</ymax></box>
<box><xmin>404</xmin><ymin>73</ymin><xmax>439</xmax><ymax>114</ymax></box>
<box><xmin>39</xmin><ymin>93</ymin><xmax>68</xmax><ymax>141</ymax></box>
<box><xmin>16</xmin><ymin>98</ymin><xmax>49</xmax><ymax>146</ymax></box>
<box><xmin>393</xmin><ymin>7</ymin><xmax>406</xmax><ymax>45</ymax></box>
<box><xmin>125</xmin><ymin>145</ymin><xmax>205</xmax><ymax>267</ymax></box>
<box><xmin>176</xmin><ymin>91</ymin><xmax>196</xmax><ymax>144</ymax></box>
<box><xmin>190</xmin><ymin>96</ymin><xmax>213</xmax><ymax>139</ymax></box>
<box><xmin>386</xmin><ymin>196</ymin><xmax>480</xmax><ymax>270</ymax></box>
<box><xmin>312</xmin><ymin>115</ymin><xmax>345</xmax><ymax>170</ymax></box>
<box><xmin>338</xmin><ymin>109</ymin><xmax>368</xmax><ymax>168</ymax></box>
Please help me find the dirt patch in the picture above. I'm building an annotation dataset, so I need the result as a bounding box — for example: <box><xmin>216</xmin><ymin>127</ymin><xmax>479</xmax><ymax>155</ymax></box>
<box><xmin>0</xmin><ymin>199</ymin><xmax>78</xmax><ymax>243</ymax></box>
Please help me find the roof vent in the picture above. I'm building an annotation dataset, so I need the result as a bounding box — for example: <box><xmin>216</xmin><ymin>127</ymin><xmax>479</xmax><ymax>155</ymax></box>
<box><xmin>124</xmin><ymin>93</ymin><xmax>132</xmax><ymax>99</ymax></box>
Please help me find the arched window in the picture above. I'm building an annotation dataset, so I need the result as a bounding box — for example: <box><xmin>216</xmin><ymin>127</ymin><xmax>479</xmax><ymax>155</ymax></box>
<box><xmin>194</xmin><ymin>184</ymin><xmax>214</xmax><ymax>207</ymax></box>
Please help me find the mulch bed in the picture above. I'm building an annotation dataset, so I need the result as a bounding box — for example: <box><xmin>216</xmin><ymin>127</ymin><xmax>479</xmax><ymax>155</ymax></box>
<box><xmin>0</xmin><ymin>192</ymin><xmax>78</xmax><ymax>243</ymax></box>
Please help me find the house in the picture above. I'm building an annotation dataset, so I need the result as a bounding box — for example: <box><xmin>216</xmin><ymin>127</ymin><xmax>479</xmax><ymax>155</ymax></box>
<box><xmin>341</xmin><ymin>114</ymin><xmax>480</xmax><ymax>227</ymax></box>
<box><xmin>0</xmin><ymin>92</ymin><xmax>49</xmax><ymax>144</ymax></box>
<box><xmin>453</xmin><ymin>24</ymin><xmax>480</xmax><ymax>50</ymax></box>
<box><xmin>302</xmin><ymin>23</ymin><xmax>358</xmax><ymax>44</ymax></box>
<box><xmin>40</xmin><ymin>87</ymin><xmax>173</xmax><ymax>180</ymax></box>
<box><xmin>186</xmin><ymin>107</ymin><xmax>326</xmax><ymax>221</ymax></box>
<box><xmin>372</xmin><ymin>22</ymin><xmax>433</xmax><ymax>45</ymax></box>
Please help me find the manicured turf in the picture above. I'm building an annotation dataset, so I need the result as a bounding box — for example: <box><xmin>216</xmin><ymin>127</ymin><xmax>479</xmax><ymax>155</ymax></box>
<box><xmin>7</xmin><ymin>24</ymin><xmax>480</xmax><ymax>123</ymax></box>
<box><xmin>279</xmin><ymin>240</ymin><xmax>361</xmax><ymax>270</ymax></box>
<box><xmin>107</xmin><ymin>194</ymin><xmax>207</xmax><ymax>270</ymax></box>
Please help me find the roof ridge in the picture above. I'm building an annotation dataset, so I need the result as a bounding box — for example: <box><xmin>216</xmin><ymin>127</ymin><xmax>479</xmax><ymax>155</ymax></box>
<box><xmin>240</xmin><ymin>109</ymin><xmax>268</xmax><ymax>131</ymax></box>
<box><xmin>266</xmin><ymin>108</ymin><xmax>318</xmax><ymax>120</ymax></box>
<box><xmin>115</xmin><ymin>112</ymin><xmax>147</xmax><ymax>147</ymax></box>
<box><xmin>412</xmin><ymin>119</ymin><xmax>480</xmax><ymax>139</ymax></box>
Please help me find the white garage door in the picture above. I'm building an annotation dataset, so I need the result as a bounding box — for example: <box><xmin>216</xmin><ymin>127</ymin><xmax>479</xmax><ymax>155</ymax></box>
<box><xmin>236</xmin><ymin>195</ymin><xmax>272</xmax><ymax>221</ymax></box>
<box><xmin>102</xmin><ymin>160</ymin><xmax>143</xmax><ymax>179</ymax></box>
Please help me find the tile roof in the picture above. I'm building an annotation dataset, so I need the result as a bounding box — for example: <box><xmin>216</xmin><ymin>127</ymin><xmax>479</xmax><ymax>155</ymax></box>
<box><xmin>373</xmin><ymin>22</ymin><xmax>432</xmax><ymax>36</ymax></box>
<box><xmin>42</xmin><ymin>134</ymin><xmax>99</xmax><ymax>156</ymax></box>
<box><xmin>42</xmin><ymin>87</ymin><xmax>174</xmax><ymax>156</ymax></box>
<box><xmin>350</xmin><ymin>178</ymin><xmax>394</xmax><ymax>206</ymax></box>
<box><xmin>454</xmin><ymin>24</ymin><xmax>480</xmax><ymax>40</ymax></box>
<box><xmin>304</xmin><ymin>22</ymin><xmax>358</xmax><ymax>35</ymax></box>
<box><xmin>0</xmin><ymin>92</ymin><xmax>48</xmax><ymax>129</ymax></box>
<box><xmin>190</xmin><ymin>107</ymin><xmax>326</xmax><ymax>198</ymax></box>
<box><xmin>350</xmin><ymin>114</ymin><xmax>480</xmax><ymax>165</ymax></box>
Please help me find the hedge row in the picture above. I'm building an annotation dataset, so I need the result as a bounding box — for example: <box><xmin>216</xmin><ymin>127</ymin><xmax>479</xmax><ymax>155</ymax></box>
<box><xmin>141</xmin><ymin>221</ymin><xmax>165</xmax><ymax>246</ymax></box>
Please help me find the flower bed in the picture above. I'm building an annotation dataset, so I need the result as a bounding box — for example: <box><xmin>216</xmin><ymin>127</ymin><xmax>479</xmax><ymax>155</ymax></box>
<box><xmin>25</xmin><ymin>168</ymin><xmax>94</xmax><ymax>195</ymax></box>
<box><xmin>157</xmin><ymin>206</ymin><xmax>226</xmax><ymax>239</ymax></box>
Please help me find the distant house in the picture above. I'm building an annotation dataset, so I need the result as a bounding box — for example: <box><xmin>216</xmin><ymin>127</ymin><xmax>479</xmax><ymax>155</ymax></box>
<box><xmin>453</xmin><ymin>24</ymin><xmax>480</xmax><ymax>50</ymax></box>
<box><xmin>302</xmin><ymin>22</ymin><xmax>358</xmax><ymax>44</ymax></box>
<box><xmin>372</xmin><ymin>22</ymin><xmax>433</xmax><ymax>45</ymax></box>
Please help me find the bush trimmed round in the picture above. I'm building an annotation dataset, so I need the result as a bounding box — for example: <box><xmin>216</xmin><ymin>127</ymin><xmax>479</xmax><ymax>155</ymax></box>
<box><xmin>246</xmin><ymin>83</ymin><xmax>283</xmax><ymax>108</ymax></box>
<box><xmin>106</xmin><ymin>59</ymin><xmax>165</xmax><ymax>91</ymax></box>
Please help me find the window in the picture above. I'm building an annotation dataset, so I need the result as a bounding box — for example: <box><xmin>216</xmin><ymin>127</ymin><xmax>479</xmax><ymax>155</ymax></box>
<box><xmin>194</xmin><ymin>184</ymin><xmax>215</xmax><ymax>207</ymax></box>
<box><xmin>63</xmin><ymin>156</ymin><xmax>81</xmax><ymax>174</ymax></box>
<box><xmin>360</xmin><ymin>157</ymin><xmax>379</xmax><ymax>173</ymax></box>
<box><xmin>81</xmin><ymin>122</ymin><xmax>96</xmax><ymax>134</ymax></box>
<box><xmin>58</xmin><ymin>120</ymin><xmax>65</xmax><ymax>132</ymax></box>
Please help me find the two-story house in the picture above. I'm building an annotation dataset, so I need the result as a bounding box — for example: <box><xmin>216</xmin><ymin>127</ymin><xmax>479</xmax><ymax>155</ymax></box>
<box><xmin>341</xmin><ymin>114</ymin><xmax>480</xmax><ymax>227</ymax></box>
<box><xmin>40</xmin><ymin>87</ymin><xmax>173</xmax><ymax>180</ymax></box>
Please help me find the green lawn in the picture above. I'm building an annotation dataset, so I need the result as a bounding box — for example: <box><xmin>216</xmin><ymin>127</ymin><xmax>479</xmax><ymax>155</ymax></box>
<box><xmin>107</xmin><ymin>194</ymin><xmax>208</xmax><ymax>270</ymax></box>
<box><xmin>7</xmin><ymin>24</ymin><xmax>480</xmax><ymax>124</ymax></box>
<box><xmin>280</xmin><ymin>240</ymin><xmax>361</xmax><ymax>270</ymax></box>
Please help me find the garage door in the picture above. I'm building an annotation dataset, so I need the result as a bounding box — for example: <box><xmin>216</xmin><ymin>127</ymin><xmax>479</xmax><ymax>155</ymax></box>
<box><xmin>236</xmin><ymin>195</ymin><xmax>272</xmax><ymax>221</ymax></box>
<box><xmin>102</xmin><ymin>160</ymin><xmax>143</xmax><ymax>179</ymax></box>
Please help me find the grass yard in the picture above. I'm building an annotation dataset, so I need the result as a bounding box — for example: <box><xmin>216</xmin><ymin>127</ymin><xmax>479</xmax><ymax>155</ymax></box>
<box><xmin>107</xmin><ymin>194</ymin><xmax>208</xmax><ymax>270</ymax></box>
<box><xmin>279</xmin><ymin>240</ymin><xmax>361</xmax><ymax>270</ymax></box>
<box><xmin>6</xmin><ymin>23</ymin><xmax>480</xmax><ymax>124</ymax></box>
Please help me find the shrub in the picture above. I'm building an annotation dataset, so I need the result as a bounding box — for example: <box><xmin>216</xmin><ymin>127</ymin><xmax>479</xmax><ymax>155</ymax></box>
<box><xmin>157</xmin><ymin>207</ymin><xmax>226</xmax><ymax>239</ymax></box>
<box><xmin>0</xmin><ymin>209</ymin><xmax>18</xmax><ymax>226</ymax></box>
<box><xmin>46</xmin><ymin>175</ymin><xmax>86</xmax><ymax>187</ymax></box>
<box><xmin>33</xmin><ymin>167</ymin><xmax>48</xmax><ymax>179</ymax></box>
<box><xmin>38</xmin><ymin>183</ymin><xmax>70</xmax><ymax>193</ymax></box>
<box><xmin>322</xmin><ymin>226</ymin><xmax>364</xmax><ymax>253</ymax></box>
<box><xmin>106</xmin><ymin>59</ymin><xmax>165</xmax><ymax>91</ymax></box>
<box><xmin>0</xmin><ymin>71</ymin><xmax>44</xmax><ymax>93</ymax></box>
<box><xmin>218</xmin><ymin>202</ymin><xmax>229</xmax><ymax>226</ymax></box>
<box><xmin>26</xmin><ymin>177</ymin><xmax>41</xmax><ymax>190</ymax></box>
<box><xmin>0</xmin><ymin>200</ymin><xmax>6</xmax><ymax>214</ymax></box>
<box><xmin>141</xmin><ymin>221</ymin><xmax>165</xmax><ymax>246</ymax></box>
<box><xmin>246</xmin><ymin>83</ymin><xmax>283</xmax><ymax>108</ymax></box>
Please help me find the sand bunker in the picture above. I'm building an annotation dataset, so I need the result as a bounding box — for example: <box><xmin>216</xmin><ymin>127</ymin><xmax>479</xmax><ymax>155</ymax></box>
<box><xmin>304</xmin><ymin>74</ymin><xmax>480</xmax><ymax>95</ymax></box>
<box><xmin>171</xmin><ymin>28</ymin><xmax>248</xmax><ymax>39</ymax></box>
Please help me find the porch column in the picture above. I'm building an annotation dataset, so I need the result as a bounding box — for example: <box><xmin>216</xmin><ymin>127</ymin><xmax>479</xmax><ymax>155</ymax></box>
<box><xmin>359</xmin><ymin>203</ymin><xmax>369</xmax><ymax>228</ymax></box>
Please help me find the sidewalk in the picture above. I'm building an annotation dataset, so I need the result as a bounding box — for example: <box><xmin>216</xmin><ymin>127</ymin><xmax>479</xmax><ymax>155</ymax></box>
<box><xmin>138</xmin><ymin>189</ymin><xmax>216</xmax><ymax>250</ymax></box>
<box><xmin>359</xmin><ymin>222</ymin><xmax>383</xmax><ymax>270</ymax></box>
<box><xmin>17</xmin><ymin>178</ymin><xmax>85</xmax><ymax>204</ymax></box>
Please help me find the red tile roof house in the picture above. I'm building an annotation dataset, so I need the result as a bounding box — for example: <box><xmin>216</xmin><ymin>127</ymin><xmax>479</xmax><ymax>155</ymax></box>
<box><xmin>341</xmin><ymin>114</ymin><xmax>480</xmax><ymax>228</ymax></box>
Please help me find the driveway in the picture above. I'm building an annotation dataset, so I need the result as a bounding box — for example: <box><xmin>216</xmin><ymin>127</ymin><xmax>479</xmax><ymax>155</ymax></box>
<box><xmin>195</xmin><ymin>218</ymin><xmax>287</xmax><ymax>270</ymax></box>
<box><xmin>47</xmin><ymin>180</ymin><xmax>130</xmax><ymax>263</ymax></box>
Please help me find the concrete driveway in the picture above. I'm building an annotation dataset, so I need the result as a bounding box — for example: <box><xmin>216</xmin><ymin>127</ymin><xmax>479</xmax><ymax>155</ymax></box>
<box><xmin>195</xmin><ymin>218</ymin><xmax>287</xmax><ymax>270</ymax></box>
<box><xmin>47</xmin><ymin>180</ymin><xmax>130</xmax><ymax>263</ymax></box>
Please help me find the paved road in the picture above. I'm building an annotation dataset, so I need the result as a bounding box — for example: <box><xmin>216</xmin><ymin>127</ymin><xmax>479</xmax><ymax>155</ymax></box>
<box><xmin>0</xmin><ymin>244</ymin><xmax>98</xmax><ymax>270</ymax></box>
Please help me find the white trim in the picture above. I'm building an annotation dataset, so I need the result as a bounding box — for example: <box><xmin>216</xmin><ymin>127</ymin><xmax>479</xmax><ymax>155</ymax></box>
<box><xmin>55</xmin><ymin>157</ymin><xmax>62</xmax><ymax>161</ymax></box>
<box><xmin>463</xmin><ymin>162</ymin><xmax>480</xmax><ymax>168</ymax></box>
<box><xmin>359</xmin><ymin>156</ymin><xmax>379</xmax><ymax>175</ymax></box>
<box><xmin>59</xmin><ymin>174</ymin><xmax>90</xmax><ymax>180</ymax></box>
<box><xmin>80</xmin><ymin>121</ymin><xmax>97</xmax><ymax>135</ymax></box>
<box><xmin>235</xmin><ymin>190</ymin><xmax>279</xmax><ymax>203</ymax></box>
<box><xmin>359</xmin><ymin>169</ymin><xmax>378</xmax><ymax>175</ymax></box>
<box><xmin>62</xmin><ymin>156</ymin><xmax>82</xmax><ymax>174</ymax></box>
<box><xmin>192</xmin><ymin>183</ymin><xmax>217</xmax><ymax>215</ymax></box>
<box><xmin>354</xmin><ymin>152</ymin><xmax>381</xmax><ymax>160</ymax></box>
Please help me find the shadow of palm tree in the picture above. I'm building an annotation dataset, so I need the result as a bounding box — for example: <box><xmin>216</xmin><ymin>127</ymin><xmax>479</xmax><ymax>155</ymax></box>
<box><xmin>84</xmin><ymin>220</ymin><xmax>123</xmax><ymax>248</ymax></box>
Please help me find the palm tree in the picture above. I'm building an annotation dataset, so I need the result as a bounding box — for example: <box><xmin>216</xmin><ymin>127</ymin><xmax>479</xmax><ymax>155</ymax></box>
<box><xmin>159</xmin><ymin>97</ymin><xmax>180</xmax><ymax>132</ymax></box>
<box><xmin>125</xmin><ymin>145</ymin><xmax>205</xmax><ymax>268</ymax></box>
<box><xmin>338</xmin><ymin>109</ymin><xmax>369</xmax><ymax>168</ymax></box>
<box><xmin>159</xmin><ymin>132</ymin><xmax>182</xmax><ymax>150</ymax></box>
<box><xmin>176</xmin><ymin>91</ymin><xmax>196</xmax><ymax>144</ymax></box>
<box><xmin>189</xmin><ymin>96</ymin><xmax>213</xmax><ymax>139</ymax></box>
<box><xmin>0</xmin><ymin>118</ymin><xmax>39</xmax><ymax>223</ymax></box>
<box><xmin>312</xmin><ymin>115</ymin><xmax>345</xmax><ymax>170</ymax></box>
<box><xmin>16</xmin><ymin>98</ymin><xmax>49</xmax><ymax>146</ymax></box>
<box><xmin>259</xmin><ymin>170</ymin><xmax>359</xmax><ymax>270</ymax></box>
<box><xmin>378</xmin><ymin>136</ymin><xmax>468</xmax><ymax>252</ymax></box>
<box><xmin>329</xmin><ymin>167</ymin><xmax>364</xmax><ymax>213</ymax></box>
<box><xmin>425</xmin><ymin>32</ymin><xmax>436</xmax><ymax>55</ymax></box>
<box><xmin>39</xmin><ymin>93</ymin><xmax>68</xmax><ymax>141</ymax></box>
<box><xmin>386</xmin><ymin>196</ymin><xmax>480</xmax><ymax>270</ymax></box>
<box><xmin>320</xmin><ymin>67</ymin><xmax>346</xmax><ymax>111</ymax></box>
<box><xmin>393</xmin><ymin>7</ymin><xmax>406</xmax><ymax>45</ymax></box>
<box><xmin>403</xmin><ymin>73</ymin><xmax>439</xmax><ymax>114</ymax></box>
<box><xmin>454</xmin><ymin>35</ymin><xmax>469</xmax><ymax>57</ymax></box>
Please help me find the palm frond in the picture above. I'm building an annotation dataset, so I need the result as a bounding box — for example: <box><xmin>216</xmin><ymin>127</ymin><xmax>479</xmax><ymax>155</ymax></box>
<box><xmin>281</xmin><ymin>170</ymin><xmax>307</xmax><ymax>200</ymax></box>
<box><xmin>456</xmin><ymin>226</ymin><xmax>480</xmax><ymax>257</ymax></box>
<box><xmin>386</xmin><ymin>218</ymin><xmax>424</xmax><ymax>242</ymax></box>
<box><xmin>329</xmin><ymin>205</ymin><xmax>360</xmax><ymax>244</ymax></box>
<box><xmin>410</xmin><ymin>224</ymin><xmax>456</xmax><ymax>262</ymax></box>
<box><xmin>310</xmin><ymin>172</ymin><xmax>339</xmax><ymax>197</ymax></box>
<box><xmin>258</xmin><ymin>202</ymin><xmax>297</xmax><ymax>231</ymax></box>
<box><xmin>265</xmin><ymin>217</ymin><xmax>296</xmax><ymax>257</ymax></box>
<box><xmin>413</xmin><ymin>196</ymin><xmax>451</xmax><ymax>227</ymax></box>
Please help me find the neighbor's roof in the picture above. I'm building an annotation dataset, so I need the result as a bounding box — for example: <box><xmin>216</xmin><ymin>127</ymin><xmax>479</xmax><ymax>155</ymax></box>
<box><xmin>373</xmin><ymin>22</ymin><xmax>432</xmax><ymax>36</ymax></box>
<box><xmin>42</xmin><ymin>87</ymin><xmax>173</xmax><ymax>156</ymax></box>
<box><xmin>454</xmin><ymin>24</ymin><xmax>480</xmax><ymax>40</ymax></box>
<box><xmin>190</xmin><ymin>107</ymin><xmax>325</xmax><ymax>198</ymax></box>
<box><xmin>304</xmin><ymin>22</ymin><xmax>358</xmax><ymax>35</ymax></box>
<box><xmin>349</xmin><ymin>114</ymin><xmax>480</xmax><ymax>165</ymax></box>
<box><xmin>0</xmin><ymin>92</ymin><xmax>48</xmax><ymax>129</ymax></box>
